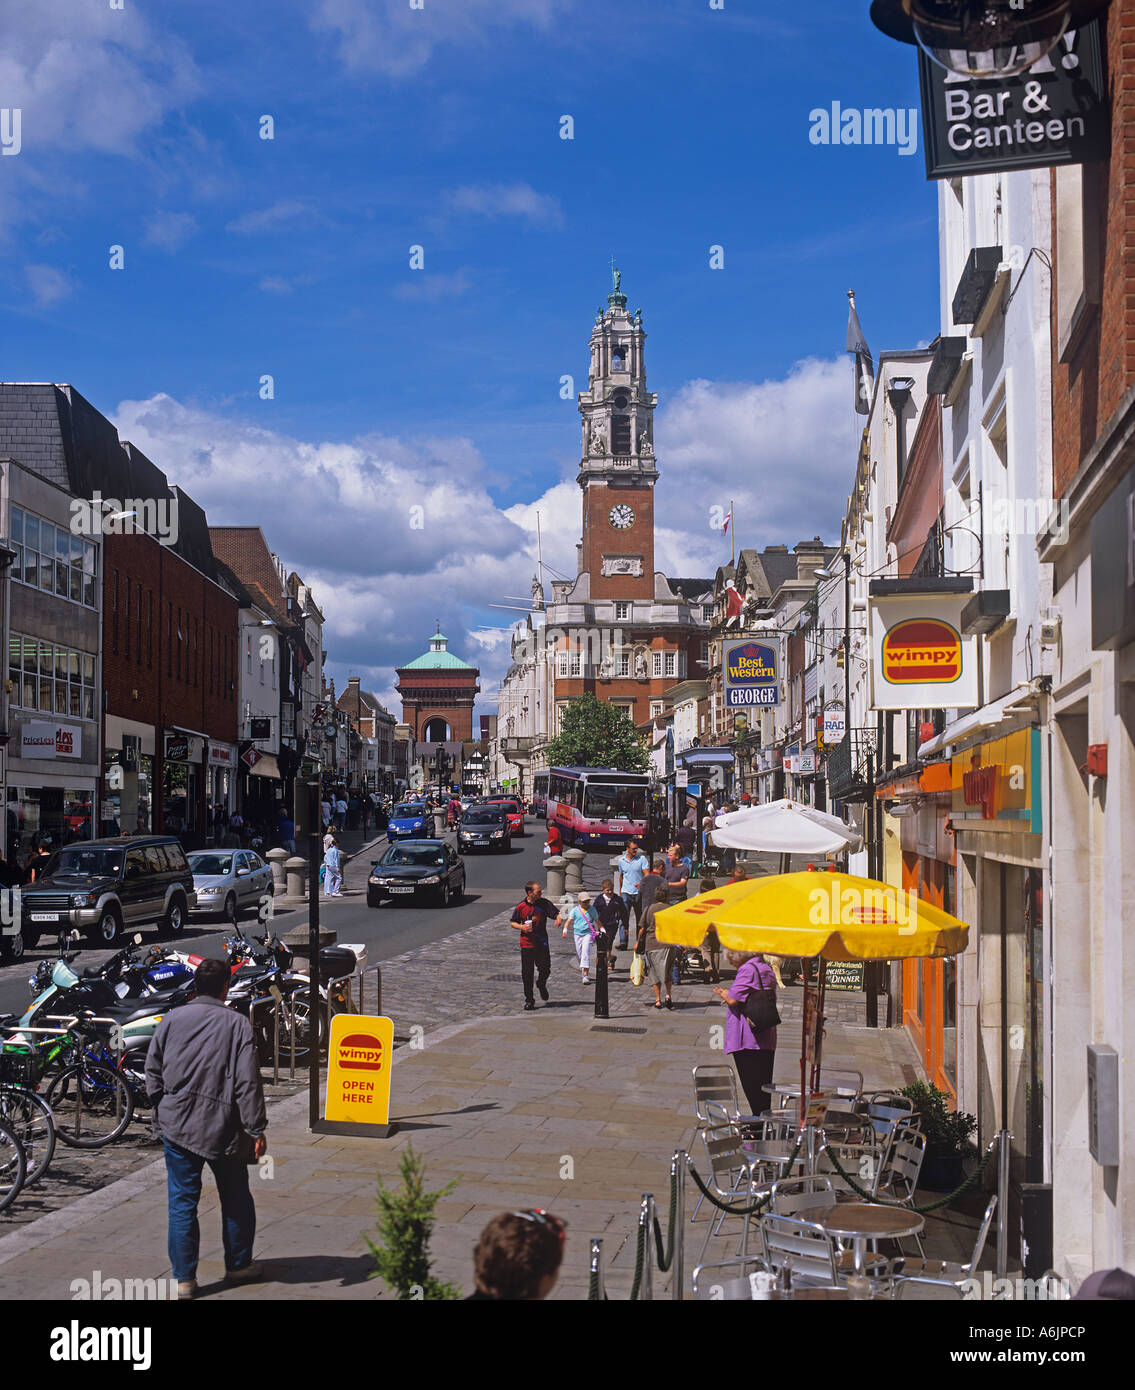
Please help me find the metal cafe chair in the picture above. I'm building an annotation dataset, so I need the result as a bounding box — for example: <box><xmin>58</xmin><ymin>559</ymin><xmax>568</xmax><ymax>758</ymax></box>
<box><xmin>815</xmin><ymin>1068</ymin><xmax>865</xmax><ymax>1113</ymax></box>
<box><xmin>892</xmin><ymin>1196</ymin><xmax>998</xmax><ymax>1298</ymax></box>
<box><xmin>861</xmin><ymin>1089</ymin><xmax>914</xmax><ymax>1144</ymax></box>
<box><xmin>760</xmin><ymin>1213</ymin><xmax>843</xmax><ymax>1289</ymax></box>
<box><xmin>815</xmin><ymin>1139</ymin><xmax>886</xmax><ymax>1197</ymax></box>
<box><xmin>691</xmin><ymin>1254</ymin><xmax>773</xmax><ymax>1301</ymax></box>
<box><xmin>695</xmin><ymin>1121</ymin><xmax>774</xmax><ymax>1266</ymax></box>
<box><xmin>771</xmin><ymin>1174</ymin><xmax>840</xmax><ymax>1218</ymax></box>
<box><xmin>871</xmin><ymin>1127</ymin><xmax>929</xmax><ymax>1259</ymax></box>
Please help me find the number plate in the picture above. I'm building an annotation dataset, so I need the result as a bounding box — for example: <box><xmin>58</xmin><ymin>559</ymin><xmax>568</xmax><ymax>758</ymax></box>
<box><xmin>390</xmin><ymin>886</ymin><xmax>415</xmax><ymax>894</ymax></box>
<box><xmin>30</xmin><ymin>912</ymin><xmax>60</xmax><ymax>922</ymax></box>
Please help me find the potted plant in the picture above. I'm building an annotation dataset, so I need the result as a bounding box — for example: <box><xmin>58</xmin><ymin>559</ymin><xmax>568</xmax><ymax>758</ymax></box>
<box><xmin>899</xmin><ymin>1081</ymin><xmax>977</xmax><ymax>1191</ymax></box>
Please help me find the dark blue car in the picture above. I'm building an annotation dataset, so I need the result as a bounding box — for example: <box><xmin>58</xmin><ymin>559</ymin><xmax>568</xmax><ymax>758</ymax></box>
<box><xmin>387</xmin><ymin>802</ymin><xmax>431</xmax><ymax>841</ymax></box>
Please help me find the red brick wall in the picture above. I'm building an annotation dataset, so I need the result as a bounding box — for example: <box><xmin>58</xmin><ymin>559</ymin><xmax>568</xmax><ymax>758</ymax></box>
<box><xmin>581</xmin><ymin>482</ymin><xmax>655</xmax><ymax>597</ymax></box>
<box><xmin>397</xmin><ymin>670</ymin><xmax>479</xmax><ymax>741</ymax></box>
<box><xmin>1052</xmin><ymin>2</ymin><xmax>1133</xmax><ymax>496</ymax></box>
<box><xmin>102</xmin><ymin>533</ymin><xmax>237</xmax><ymax>742</ymax></box>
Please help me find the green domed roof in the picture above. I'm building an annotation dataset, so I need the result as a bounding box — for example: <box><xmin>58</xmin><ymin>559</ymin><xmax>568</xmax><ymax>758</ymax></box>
<box><xmin>400</xmin><ymin>631</ymin><xmax>477</xmax><ymax>671</ymax></box>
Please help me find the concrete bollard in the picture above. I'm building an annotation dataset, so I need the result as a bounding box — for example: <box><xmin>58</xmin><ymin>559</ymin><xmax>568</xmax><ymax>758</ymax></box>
<box><xmin>267</xmin><ymin>847</ymin><xmax>288</xmax><ymax>894</ymax></box>
<box><xmin>284</xmin><ymin>855</ymin><xmax>309</xmax><ymax>899</ymax></box>
<box><xmin>433</xmin><ymin>809</ymin><xmax>447</xmax><ymax>838</ymax></box>
<box><xmin>563</xmin><ymin>847</ymin><xmax>585</xmax><ymax>894</ymax></box>
<box><xmin>544</xmin><ymin>855</ymin><xmax>567</xmax><ymax>902</ymax></box>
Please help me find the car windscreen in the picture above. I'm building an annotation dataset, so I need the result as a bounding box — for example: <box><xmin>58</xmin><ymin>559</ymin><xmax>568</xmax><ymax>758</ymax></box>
<box><xmin>583</xmin><ymin>784</ymin><xmax>647</xmax><ymax>819</ymax></box>
<box><xmin>189</xmin><ymin>854</ymin><xmax>233</xmax><ymax>876</ymax></box>
<box><xmin>51</xmin><ymin>848</ymin><xmax>124</xmax><ymax>878</ymax></box>
<box><xmin>392</xmin><ymin>805</ymin><xmax>423</xmax><ymax>817</ymax></box>
<box><xmin>488</xmin><ymin>801</ymin><xmax>520</xmax><ymax>814</ymax></box>
<box><xmin>462</xmin><ymin>808</ymin><xmax>504</xmax><ymax>825</ymax></box>
<box><xmin>381</xmin><ymin>846</ymin><xmax>447</xmax><ymax>867</ymax></box>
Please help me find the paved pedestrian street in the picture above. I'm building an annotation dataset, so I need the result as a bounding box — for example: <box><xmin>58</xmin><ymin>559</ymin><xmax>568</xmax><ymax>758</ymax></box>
<box><xmin>0</xmin><ymin>901</ymin><xmax>980</xmax><ymax>1301</ymax></box>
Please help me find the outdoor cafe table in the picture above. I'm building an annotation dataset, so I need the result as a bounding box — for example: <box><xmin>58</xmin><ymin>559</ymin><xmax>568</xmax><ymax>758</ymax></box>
<box><xmin>796</xmin><ymin>1202</ymin><xmax>925</xmax><ymax>1274</ymax></box>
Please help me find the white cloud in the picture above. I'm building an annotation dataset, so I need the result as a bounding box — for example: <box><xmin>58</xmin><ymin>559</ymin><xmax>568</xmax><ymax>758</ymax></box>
<box><xmin>226</xmin><ymin>200</ymin><xmax>314</xmax><ymax>236</ymax></box>
<box><xmin>25</xmin><ymin>263</ymin><xmax>72</xmax><ymax>307</ymax></box>
<box><xmin>312</xmin><ymin>0</ymin><xmax>570</xmax><ymax>78</ymax></box>
<box><xmin>143</xmin><ymin>211</ymin><xmax>198</xmax><ymax>253</ymax></box>
<box><xmin>258</xmin><ymin>276</ymin><xmax>294</xmax><ymax>296</ymax></box>
<box><xmin>444</xmin><ymin>183</ymin><xmax>563</xmax><ymax>229</ymax></box>
<box><xmin>0</xmin><ymin>1</ymin><xmax>198</xmax><ymax>156</ymax></box>
<box><xmin>392</xmin><ymin>268</ymin><xmax>474</xmax><ymax>302</ymax></box>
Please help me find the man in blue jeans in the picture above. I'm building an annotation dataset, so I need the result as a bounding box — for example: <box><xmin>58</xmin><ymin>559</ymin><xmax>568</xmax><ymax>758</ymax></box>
<box><xmin>146</xmin><ymin>957</ymin><xmax>268</xmax><ymax>1299</ymax></box>
<box><xmin>614</xmin><ymin>839</ymin><xmax>650</xmax><ymax>950</ymax></box>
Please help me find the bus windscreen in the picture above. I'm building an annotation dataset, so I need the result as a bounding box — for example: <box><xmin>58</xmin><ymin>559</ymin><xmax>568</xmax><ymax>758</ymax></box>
<box><xmin>583</xmin><ymin>784</ymin><xmax>647</xmax><ymax>820</ymax></box>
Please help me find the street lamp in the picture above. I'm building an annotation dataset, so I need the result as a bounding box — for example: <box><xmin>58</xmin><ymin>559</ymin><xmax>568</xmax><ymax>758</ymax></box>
<box><xmin>870</xmin><ymin>0</ymin><xmax>1110</xmax><ymax>78</ymax></box>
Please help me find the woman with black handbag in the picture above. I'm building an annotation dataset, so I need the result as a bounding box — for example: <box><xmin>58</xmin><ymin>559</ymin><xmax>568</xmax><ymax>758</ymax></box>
<box><xmin>713</xmin><ymin>950</ymin><xmax>779</xmax><ymax>1119</ymax></box>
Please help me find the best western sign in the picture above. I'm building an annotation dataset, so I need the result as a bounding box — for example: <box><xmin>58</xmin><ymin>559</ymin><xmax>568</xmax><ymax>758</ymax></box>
<box><xmin>918</xmin><ymin>21</ymin><xmax>1108</xmax><ymax>180</ymax></box>
<box><xmin>869</xmin><ymin>593</ymin><xmax>978</xmax><ymax>711</ymax></box>
<box><xmin>723</xmin><ymin>639</ymin><xmax>780</xmax><ymax>708</ymax></box>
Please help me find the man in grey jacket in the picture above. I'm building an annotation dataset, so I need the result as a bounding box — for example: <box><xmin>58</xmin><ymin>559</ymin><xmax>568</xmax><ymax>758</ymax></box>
<box><xmin>146</xmin><ymin>957</ymin><xmax>268</xmax><ymax>1299</ymax></box>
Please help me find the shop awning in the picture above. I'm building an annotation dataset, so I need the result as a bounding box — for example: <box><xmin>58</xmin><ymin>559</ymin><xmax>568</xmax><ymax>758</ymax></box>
<box><xmin>167</xmin><ymin>724</ymin><xmax>210</xmax><ymax>740</ymax></box>
<box><xmin>917</xmin><ymin>683</ymin><xmax>1038</xmax><ymax>758</ymax></box>
<box><xmin>248</xmin><ymin>753</ymin><xmax>282</xmax><ymax>781</ymax></box>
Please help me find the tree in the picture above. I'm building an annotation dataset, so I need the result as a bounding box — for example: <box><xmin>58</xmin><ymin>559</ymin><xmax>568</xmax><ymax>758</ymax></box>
<box><xmin>366</xmin><ymin>1145</ymin><xmax>461</xmax><ymax>1300</ymax></box>
<box><xmin>544</xmin><ymin>693</ymin><xmax>651</xmax><ymax>772</ymax></box>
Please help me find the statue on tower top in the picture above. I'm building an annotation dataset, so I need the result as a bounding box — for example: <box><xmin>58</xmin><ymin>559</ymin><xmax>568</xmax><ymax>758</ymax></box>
<box><xmin>607</xmin><ymin>255</ymin><xmax>627</xmax><ymax>309</ymax></box>
<box><xmin>611</xmin><ymin>257</ymin><xmax>621</xmax><ymax>293</ymax></box>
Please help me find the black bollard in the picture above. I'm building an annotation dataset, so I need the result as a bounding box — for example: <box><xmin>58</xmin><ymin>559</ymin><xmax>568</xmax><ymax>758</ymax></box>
<box><xmin>594</xmin><ymin>933</ymin><xmax>610</xmax><ymax>1019</ymax></box>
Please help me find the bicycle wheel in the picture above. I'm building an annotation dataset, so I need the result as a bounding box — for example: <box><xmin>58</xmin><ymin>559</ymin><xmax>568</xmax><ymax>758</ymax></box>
<box><xmin>0</xmin><ymin>1118</ymin><xmax>27</xmax><ymax>1212</ymax></box>
<box><xmin>279</xmin><ymin>986</ymin><xmax>327</xmax><ymax>1062</ymax></box>
<box><xmin>0</xmin><ymin>1087</ymin><xmax>55</xmax><ymax>1186</ymax></box>
<box><xmin>46</xmin><ymin>1062</ymin><xmax>134</xmax><ymax>1148</ymax></box>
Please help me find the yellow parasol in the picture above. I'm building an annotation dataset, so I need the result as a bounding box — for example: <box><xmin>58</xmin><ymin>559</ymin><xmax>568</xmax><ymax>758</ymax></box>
<box><xmin>653</xmin><ymin>869</ymin><xmax>968</xmax><ymax>960</ymax></box>
<box><xmin>653</xmin><ymin>868</ymin><xmax>969</xmax><ymax>1126</ymax></box>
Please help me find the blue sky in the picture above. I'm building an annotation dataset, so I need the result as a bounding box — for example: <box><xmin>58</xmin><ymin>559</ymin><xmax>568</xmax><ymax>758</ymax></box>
<box><xmin>1</xmin><ymin>0</ymin><xmax>940</xmax><ymax>710</ymax></box>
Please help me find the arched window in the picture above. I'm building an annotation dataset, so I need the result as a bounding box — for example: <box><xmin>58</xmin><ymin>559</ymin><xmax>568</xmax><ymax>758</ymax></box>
<box><xmin>423</xmin><ymin>717</ymin><xmax>451</xmax><ymax>742</ymax></box>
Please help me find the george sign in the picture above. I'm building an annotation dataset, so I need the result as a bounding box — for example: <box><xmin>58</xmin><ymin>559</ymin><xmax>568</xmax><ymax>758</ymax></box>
<box><xmin>324</xmin><ymin>1014</ymin><xmax>394</xmax><ymax>1128</ymax></box>
<box><xmin>869</xmin><ymin>594</ymin><xmax>978</xmax><ymax>711</ymax></box>
<box><xmin>950</xmin><ymin>727</ymin><xmax>1041</xmax><ymax>834</ymax></box>
<box><xmin>164</xmin><ymin>734</ymin><xmax>189</xmax><ymax>762</ymax></box>
<box><xmin>21</xmin><ymin>721</ymin><xmax>83</xmax><ymax>759</ymax></box>
<box><xmin>825</xmin><ymin>961</ymin><xmax>866</xmax><ymax>993</ymax></box>
<box><xmin>241</xmin><ymin>746</ymin><xmax>262</xmax><ymax>770</ymax></box>
<box><xmin>918</xmin><ymin>21</ymin><xmax>1109</xmax><ymax>181</ymax></box>
<box><xmin>723</xmin><ymin>639</ymin><xmax>781</xmax><ymax>708</ymax></box>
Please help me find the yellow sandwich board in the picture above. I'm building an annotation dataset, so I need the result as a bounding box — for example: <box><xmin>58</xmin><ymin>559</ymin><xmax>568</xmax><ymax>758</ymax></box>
<box><xmin>323</xmin><ymin>1013</ymin><xmax>395</xmax><ymax>1133</ymax></box>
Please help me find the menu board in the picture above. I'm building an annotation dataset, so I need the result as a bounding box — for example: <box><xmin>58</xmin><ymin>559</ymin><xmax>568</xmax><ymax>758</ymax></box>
<box><xmin>825</xmin><ymin>961</ymin><xmax>866</xmax><ymax>992</ymax></box>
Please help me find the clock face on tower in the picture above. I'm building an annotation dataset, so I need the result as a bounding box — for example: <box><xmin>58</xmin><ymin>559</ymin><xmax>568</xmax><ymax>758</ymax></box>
<box><xmin>609</xmin><ymin>503</ymin><xmax>635</xmax><ymax>530</ymax></box>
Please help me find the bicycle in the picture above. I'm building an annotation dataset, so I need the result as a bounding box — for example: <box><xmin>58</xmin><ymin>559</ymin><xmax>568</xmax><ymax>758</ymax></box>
<box><xmin>6</xmin><ymin>1025</ymin><xmax>134</xmax><ymax>1149</ymax></box>
<box><xmin>0</xmin><ymin>1116</ymin><xmax>27</xmax><ymax>1213</ymax></box>
<box><xmin>0</xmin><ymin>1049</ymin><xmax>57</xmax><ymax>1187</ymax></box>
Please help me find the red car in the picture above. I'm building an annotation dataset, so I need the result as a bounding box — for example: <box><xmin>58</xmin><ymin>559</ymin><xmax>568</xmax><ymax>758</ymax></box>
<box><xmin>484</xmin><ymin>798</ymin><xmax>525</xmax><ymax>836</ymax></box>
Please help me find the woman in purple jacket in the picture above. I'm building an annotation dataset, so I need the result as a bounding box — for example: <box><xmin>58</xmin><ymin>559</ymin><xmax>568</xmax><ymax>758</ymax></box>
<box><xmin>713</xmin><ymin>950</ymin><xmax>778</xmax><ymax>1118</ymax></box>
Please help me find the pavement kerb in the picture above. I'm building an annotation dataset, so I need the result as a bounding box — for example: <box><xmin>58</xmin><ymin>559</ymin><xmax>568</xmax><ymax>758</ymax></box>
<box><xmin>0</xmin><ymin>1010</ymin><xmax>504</xmax><ymax>1271</ymax></box>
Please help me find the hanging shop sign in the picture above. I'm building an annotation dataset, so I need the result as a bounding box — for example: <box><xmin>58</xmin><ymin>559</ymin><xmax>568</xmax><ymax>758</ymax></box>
<box><xmin>21</xmin><ymin>721</ymin><xmax>82</xmax><ymax>759</ymax></box>
<box><xmin>163</xmin><ymin>734</ymin><xmax>189</xmax><ymax>763</ymax></box>
<box><xmin>723</xmin><ymin>639</ymin><xmax>781</xmax><ymax>708</ymax></box>
<box><xmin>869</xmin><ymin>594</ymin><xmax>978</xmax><ymax>711</ymax></box>
<box><xmin>208</xmin><ymin>743</ymin><xmax>235</xmax><ymax>768</ymax></box>
<box><xmin>918</xmin><ymin>21</ymin><xmax>1109</xmax><ymax>181</ymax></box>
<box><xmin>823</xmin><ymin>705</ymin><xmax>847</xmax><ymax>745</ymax></box>
<box><xmin>950</xmin><ymin>727</ymin><xmax>1042</xmax><ymax>834</ymax></box>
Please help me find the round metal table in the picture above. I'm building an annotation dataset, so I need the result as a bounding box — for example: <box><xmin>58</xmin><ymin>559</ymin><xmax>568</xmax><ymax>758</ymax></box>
<box><xmin>797</xmin><ymin>1201</ymin><xmax>925</xmax><ymax>1273</ymax></box>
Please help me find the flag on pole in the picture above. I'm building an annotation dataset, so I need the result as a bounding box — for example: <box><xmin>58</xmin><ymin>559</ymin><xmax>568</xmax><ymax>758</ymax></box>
<box><xmin>722</xmin><ymin>507</ymin><xmax>732</xmax><ymax>536</ymax></box>
<box><xmin>846</xmin><ymin>290</ymin><xmax>874</xmax><ymax>416</ymax></box>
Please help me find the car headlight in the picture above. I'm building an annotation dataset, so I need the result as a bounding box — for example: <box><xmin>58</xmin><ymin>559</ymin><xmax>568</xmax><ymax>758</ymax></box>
<box><xmin>71</xmin><ymin>893</ymin><xmax>95</xmax><ymax>908</ymax></box>
<box><xmin>490</xmin><ymin>830</ymin><xmax>503</xmax><ymax>838</ymax></box>
<box><xmin>197</xmin><ymin>886</ymin><xmax>220</xmax><ymax>896</ymax></box>
<box><xmin>419</xmin><ymin>875</ymin><xmax>440</xmax><ymax>885</ymax></box>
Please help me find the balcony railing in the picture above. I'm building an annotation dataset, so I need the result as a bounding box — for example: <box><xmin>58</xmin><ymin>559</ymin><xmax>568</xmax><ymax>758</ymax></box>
<box><xmin>826</xmin><ymin>728</ymin><xmax>878</xmax><ymax>803</ymax></box>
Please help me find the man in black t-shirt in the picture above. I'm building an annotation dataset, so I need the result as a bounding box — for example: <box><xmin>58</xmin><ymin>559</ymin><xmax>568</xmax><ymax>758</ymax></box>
<box><xmin>510</xmin><ymin>880</ymin><xmax>557</xmax><ymax>1010</ymax></box>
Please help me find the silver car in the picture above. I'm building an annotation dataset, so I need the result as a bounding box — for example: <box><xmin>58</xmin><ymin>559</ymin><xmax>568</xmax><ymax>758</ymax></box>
<box><xmin>188</xmin><ymin>849</ymin><xmax>274</xmax><ymax>922</ymax></box>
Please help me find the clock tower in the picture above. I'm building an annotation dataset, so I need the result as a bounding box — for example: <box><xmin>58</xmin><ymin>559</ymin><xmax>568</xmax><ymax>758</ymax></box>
<box><xmin>578</xmin><ymin>264</ymin><xmax>658</xmax><ymax>600</ymax></box>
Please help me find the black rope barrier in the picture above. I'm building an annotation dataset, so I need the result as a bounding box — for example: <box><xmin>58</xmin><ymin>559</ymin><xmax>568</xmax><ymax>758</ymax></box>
<box><xmin>819</xmin><ymin>1135</ymin><xmax>1000</xmax><ymax>1213</ymax></box>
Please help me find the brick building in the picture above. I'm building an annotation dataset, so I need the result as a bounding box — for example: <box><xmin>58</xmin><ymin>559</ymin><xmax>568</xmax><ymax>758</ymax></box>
<box><xmin>1038</xmin><ymin>0</ymin><xmax>1135</xmax><ymax>1282</ymax></box>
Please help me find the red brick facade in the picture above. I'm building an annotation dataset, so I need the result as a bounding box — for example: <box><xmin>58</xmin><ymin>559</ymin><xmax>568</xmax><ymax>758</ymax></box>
<box><xmin>396</xmin><ymin>672</ymin><xmax>479</xmax><ymax>742</ymax></box>
<box><xmin>1052</xmin><ymin>2</ymin><xmax>1134</xmax><ymax>497</ymax></box>
<box><xmin>581</xmin><ymin>482</ymin><xmax>656</xmax><ymax>599</ymax></box>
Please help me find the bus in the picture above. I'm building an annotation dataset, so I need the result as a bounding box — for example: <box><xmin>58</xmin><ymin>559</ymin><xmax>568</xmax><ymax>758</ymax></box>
<box><xmin>548</xmin><ymin>767</ymin><xmax>650</xmax><ymax>849</ymax></box>
<box><xmin>531</xmin><ymin>772</ymin><xmax>549</xmax><ymax>819</ymax></box>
